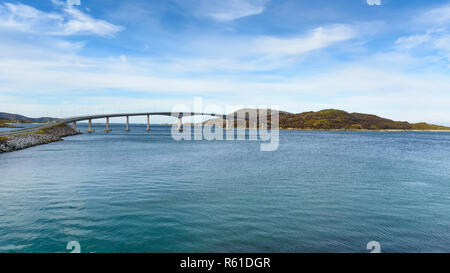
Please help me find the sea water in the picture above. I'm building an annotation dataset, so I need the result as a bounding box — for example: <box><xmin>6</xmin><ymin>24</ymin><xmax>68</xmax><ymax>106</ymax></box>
<box><xmin>0</xmin><ymin>123</ymin><xmax>449</xmax><ymax>252</ymax></box>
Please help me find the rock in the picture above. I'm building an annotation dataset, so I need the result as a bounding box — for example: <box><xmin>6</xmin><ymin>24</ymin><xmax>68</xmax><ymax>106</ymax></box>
<box><xmin>0</xmin><ymin>123</ymin><xmax>80</xmax><ymax>153</ymax></box>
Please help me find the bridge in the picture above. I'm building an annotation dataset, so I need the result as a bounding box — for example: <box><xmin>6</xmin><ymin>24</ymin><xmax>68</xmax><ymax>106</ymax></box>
<box><xmin>0</xmin><ymin>112</ymin><xmax>257</xmax><ymax>136</ymax></box>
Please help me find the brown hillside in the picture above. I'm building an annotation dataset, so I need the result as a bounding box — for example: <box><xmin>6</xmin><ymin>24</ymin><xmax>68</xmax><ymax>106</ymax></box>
<box><xmin>203</xmin><ymin>109</ymin><xmax>450</xmax><ymax>131</ymax></box>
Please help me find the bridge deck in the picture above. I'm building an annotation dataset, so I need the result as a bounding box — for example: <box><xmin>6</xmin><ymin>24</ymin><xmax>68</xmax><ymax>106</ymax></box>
<box><xmin>1</xmin><ymin>112</ymin><xmax>257</xmax><ymax>136</ymax></box>
<box><xmin>63</xmin><ymin>112</ymin><xmax>235</xmax><ymax>123</ymax></box>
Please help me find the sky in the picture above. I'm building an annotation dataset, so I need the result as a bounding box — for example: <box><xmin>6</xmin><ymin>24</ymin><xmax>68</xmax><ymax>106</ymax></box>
<box><xmin>0</xmin><ymin>0</ymin><xmax>450</xmax><ymax>124</ymax></box>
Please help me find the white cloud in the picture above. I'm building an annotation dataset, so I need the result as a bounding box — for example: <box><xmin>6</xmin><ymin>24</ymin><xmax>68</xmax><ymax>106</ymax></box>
<box><xmin>433</xmin><ymin>35</ymin><xmax>450</xmax><ymax>62</ymax></box>
<box><xmin>366</xmin><ymin>0</ymin><xmax>381</xmax><ymax>6</ymax></box>
<box><xmin>420</xmin><ymin>3</ymin><xmax>450</xmax><ymax>25</ymax></box>
<box><xmin>58</xmin><ymin>5</ymin><xmax>123</xmax><ymax>36</ymax></box>
<box><xmin>253</xmin><ymin>25</ymin><xmax>356</xmax><ymax>57</ymax></box>
<box><xmin>395</xmin><ymin>3</ymin><xmax>450</xmax><ymax>62</ymax></box>
<box><xmin>434</xmin><ymin>35</ymin><xmax>450</xmax><ymax>51</ymax></box>
<box><xmin>395</xmin><ymin>29</ymin><xmax>449</xmax><ymax>53</ymax></box>
<box><xmin>176</xmin><ymin>0</ymin><xmax>268</xmax><ymax>21</ymax></box>
<box><xmin>0</xmin><ymin>3</ymin><xmax>63</xmax><ymax>32</ymax></box>
<box><xmin>395</xmin><ymin>33</ymin><xmax>431</xmax><ymax>49</ymax></box>
<box><xmin>165</xmin><ymin>24</ymin><xmax>358</xmax><ymax>72</ymax></box>
<box><xmin>0</xmin><ymin>2</ymin><xmax>123</xmax><ymax>37</ymax></box>
<box><xmin>208</xmin><ymin>0</ymin><xmax>266</xmax><ymax>21</ymax></box>
<box><xmin>67</xmin><ymin>0</ymin><xmax>81</xmax><ymax>6</ymax></box>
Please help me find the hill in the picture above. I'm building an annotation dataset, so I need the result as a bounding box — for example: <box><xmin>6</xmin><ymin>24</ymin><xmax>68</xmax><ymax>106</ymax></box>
<box><xmin>0</xmin><ymin>112</ymin><xmax>60</xmax><ymax>127</ymax></box>
<box><xmin>0</xmin><ymin>112</ymin><xmax>60</xmax><ymax>123</ymax></box>
<box><xmin>204</xmin><ymin>109</ymin><xmax>450</xmax><ymax>131</ymax></box>
<box><xmin>282</xmin><ymin>109</ymin><xmax>450</xmax><ymax>130</ymax></box>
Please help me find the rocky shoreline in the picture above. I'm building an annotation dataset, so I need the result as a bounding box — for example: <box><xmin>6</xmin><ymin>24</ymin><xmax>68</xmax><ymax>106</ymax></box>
<box><xmin>0</xmin><ymin>123</ymin><xmax>80</xmax><ymax>153</ymax></box>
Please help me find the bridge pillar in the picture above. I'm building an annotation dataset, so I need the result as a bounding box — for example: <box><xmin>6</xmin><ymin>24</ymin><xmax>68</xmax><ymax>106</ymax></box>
<box><xmin>225</xmin><ymin>119</ymin><xmax>230</xmax><ymax>130</ymax></box>
<box><xmin>125</xmin><ymin>116</ymin><xmax>130</xmax><ymax>131</ymax></box>
<box><xmin>177</xmin><ymin>117</ymin><xmax>183</xmax><ymax>131</ymax></box>
<box><xmin>104</xmin><ymin>117</ymin><xmax>112</xmax><ymax>132</ymax></box>
<box><xmin>86</xmin><ymin>119</ymin><xmax>95</xmax><ymax>133</ymax></box>
<box><xmin>146</xmin><ymin>115</ymin><xmax>150</xmax><ymax>131</ymax></box>
<box><xmin>73</xmin><ymin>121</ymin><xmax>77</xmax><ymax>131</ymax></box>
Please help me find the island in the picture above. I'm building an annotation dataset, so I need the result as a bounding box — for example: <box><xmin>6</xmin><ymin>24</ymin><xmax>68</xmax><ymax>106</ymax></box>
<box><xmin>205</xmin><ymin>109</ymin><xmax>450</xmax><ymax>131</ymax></box>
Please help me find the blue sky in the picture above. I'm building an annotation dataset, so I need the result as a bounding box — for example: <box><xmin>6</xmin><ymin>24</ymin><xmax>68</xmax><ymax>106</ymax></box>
<box><xmin>1</xmin><ymin>0</ymin><xmax>450</xmax><ymax>124</ymax></box>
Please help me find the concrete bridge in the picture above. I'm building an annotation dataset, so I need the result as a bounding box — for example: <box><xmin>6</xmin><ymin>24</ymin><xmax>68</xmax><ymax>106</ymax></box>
<box><xmin>65</xmin><ymin>111</ymin><xmax>257</xmax><ymax>133</ymax></box>
<box><xmin>0</xmin><ymin>112</ymin><xmax>259</xmax><ymax>137</ymax></box>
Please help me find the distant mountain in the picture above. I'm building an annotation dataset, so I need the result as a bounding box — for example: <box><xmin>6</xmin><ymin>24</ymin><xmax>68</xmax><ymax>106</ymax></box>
<box><xmin>204</xmin><ymin>109</ymin><xmax>450</xmax><ymax>131</ymax></box>
<box><xmin>0</xmin><ymin>112</ymin><xmax>60</xmax><ymax>123</ymax></box>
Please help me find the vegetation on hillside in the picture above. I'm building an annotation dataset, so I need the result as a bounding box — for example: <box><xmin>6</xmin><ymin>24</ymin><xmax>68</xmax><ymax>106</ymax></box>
<box><xmin>282</xmin><ymin>109</ymin><xmax>450</xmax><ymax>130</ymax></box>
<box><xmin>204</xmin><ymin>109</ymin><xmax>450</xmax><ymax>131</ymax></box>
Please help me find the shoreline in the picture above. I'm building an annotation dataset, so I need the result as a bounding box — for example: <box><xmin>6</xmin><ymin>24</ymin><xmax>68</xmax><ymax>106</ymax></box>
<box><xmin>2</xmin><ymin>123</ymin><xmax>450</xmax><ymax>154</ymax></box>
<box><xmin>0</xmin><ymin>123</ymin><xmax>80</xmax><ymax>153</ymax></box>
<box><xmin>281</xmin><ymin>128</ymin><xmax>450</xmax><ymax>132</ymax></box>
<box><xmin>0</xmin><ymin>121</ymin><xmax>46</xmax><ymax>129</ymax></box>
<box><xmin>199</xmin><ymin>125</ymin><xmax>450</xmax><ymax>132</ymax></box>
<box><xmin>0</xmin><ymin>123</ymin><xmax>22</xmax><ymax>129</ymax></box>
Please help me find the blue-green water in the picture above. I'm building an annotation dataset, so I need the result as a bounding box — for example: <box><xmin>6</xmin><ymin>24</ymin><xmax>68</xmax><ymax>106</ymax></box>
<box><xmin>1</xmin><ymin>123</ymin><xmax>449</xmax><ymax>253</ymax></box>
